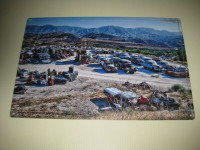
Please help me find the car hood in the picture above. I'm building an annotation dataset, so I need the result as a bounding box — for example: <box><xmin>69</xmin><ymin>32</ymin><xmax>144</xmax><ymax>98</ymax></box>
<box><xmin>107</xmin><ymin>64</ymin><xmax>115</xmax><ymax>67</ymax></box>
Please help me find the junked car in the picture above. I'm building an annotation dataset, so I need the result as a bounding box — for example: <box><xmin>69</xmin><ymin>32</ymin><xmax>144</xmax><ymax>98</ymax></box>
<box><xmin>142</xmin><ymin>57</ymin><xmax>153</xmax><ymax>62</ymax></box>
<box><xmin>26</xmin><ymin>75</ymin><xmax>37</xmax><ymax>85</ymax></box>
<box><xmin>165</xmin><ymin>66</ymin><xmax>189</xmax><ymax>77</ymax></box>
<box><xmin>54</xmin><ymin>77</ymin><xmax>68</xmax><ymax>84</ymax></box>
<box><xmin>141</xmin><ymin>60</ymin><xmax>162</xmax><ymax>72</ymax></box>
<box><xmin>151</xmin><ymin>90</ymin><xmax>180</xmax><ymax>110</ymax></box>
<box><xmin>103</xmin><ymin>61</ymin><xmax>117</xmax><ymax>72</ymax></box>
<box><xmin>157</xmin><ymin>60</ymin><xmax>170</xmax><ymax>69</ymax></box>
<box><xmin>17</xmin><ymin>68</ymin><xmax>28</xmax><ymax>78</ymax></box>
<box><xmin>130</xmin><ymin>54</ymin><xmax>138</xmax><ymax>60</ymax></box>
<box><xmin>118</xmin><ymin>53</ymin><xmax>131</xmax><ymax>59</ymax></box>
<box><xmin>37</xmin><ymin>77</ymin><xmax>47</xmax><ymax>85</ymax></box>
<box><xmin>62</xmin><ymin>66</ymin><xmax>78</xmax><ymax>82</ymax></box>
<box><xmin>113</xmin><ymin>51</ymin><xmax>121</xmax><ymax>57</ymax></box>
<box><xmin>131</xmin><ymin>57</ymin><xmax>144</xmax><ymax>65</ymax></box>
<box><xmin>104</xmin><ymin>88</ymin><xmax>139</xmax><ymax>109</ymax></box>
<box><xmin>97</xmin><ymin>57</ymin><xmax>108</xmax><ymax>66</ymax></box>
<box><xmin>62</xmin><ymin>71</ymin><xmax>78</xmax><ymax>82</ymax></box>
<box><xmin>117</xmin><ymin>59</ymin><xmax>138</xmax><ymax>74</ymax></box>
<box><xmin>111</xmin><ymin>57</ymin><xmax>121</xmax><ymax>66</ymax></box>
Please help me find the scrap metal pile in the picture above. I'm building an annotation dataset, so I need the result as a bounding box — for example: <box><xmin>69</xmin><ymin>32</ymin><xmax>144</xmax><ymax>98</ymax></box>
<box><xmin>122</xmin><ymin>81</ymin><xmax>152</xmax><ymax>90</ymax></box>
<box><xmin>103</xmin><ymin>81</ymin><xmax>180</xmax><ymax>111</ymax></box>
<box><xmin>19</xmin><ymin>46</ymin><xmax>74</xmax><ymax>64</ymax></box>
<box><xmin>148</xmin><ymin>90</ymin><xmax>179</xmax><ymax>110</ymax></box>
<box><xmin>14</xmin><ymin>66</ymin><xmax>78</xmax><ymax>94</ymax></box>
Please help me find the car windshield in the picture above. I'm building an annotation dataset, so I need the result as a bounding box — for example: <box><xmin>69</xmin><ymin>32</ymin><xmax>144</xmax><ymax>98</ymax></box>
<box><xmin>146</xmin><ymin>61</ymin><xmax>152</xmax><ymax>64</ymax></box>
<box><xmin>144</xmin><ymin>58</ymin><xmax>152</xmax><ymax>61</ymax></box>
<box><xmin>124</xmin><ymin>63</ymin><xmax>131</xmax><ymax>66</ymax></box>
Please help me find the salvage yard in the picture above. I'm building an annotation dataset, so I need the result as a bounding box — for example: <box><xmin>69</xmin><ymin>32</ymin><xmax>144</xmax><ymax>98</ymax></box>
<box><xmin>15</xmin><ymin>55</ymin><xmax>191</xmax><ymax>91</ymax></box>
<box><xmin>11</xmin><ymin>56</ymin><xmax>194</xmax><ymax>120</ymax></box>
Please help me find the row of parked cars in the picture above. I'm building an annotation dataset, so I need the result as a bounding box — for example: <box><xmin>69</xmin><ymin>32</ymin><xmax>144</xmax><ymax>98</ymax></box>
<box><xmin>112</xmin><ymin>51</ymin><xmax>167</xmax><ymax>72</ymax></box>
<box><xmin>113</xmin><ymin>51</ymin><xmax>189</xmax><ymax>77</ymax></box>
<box><xmin>96</xmin><ymin>51</ymin><xmax>166</xmax><ymax>73</ymax></box>
<box><xmin>97</xmin><ymin>55</ymin><xmax>138</xmax><ymax>74</ymax></box>
<box><xmin>90</xmin><ymin>50</ymin><xmax>189</xmax><ymax>77</ymax></box>
<box><xmin>131</xmin><ymin>54</ymin><xmax>189</xmax><ymax>77</ymax></box>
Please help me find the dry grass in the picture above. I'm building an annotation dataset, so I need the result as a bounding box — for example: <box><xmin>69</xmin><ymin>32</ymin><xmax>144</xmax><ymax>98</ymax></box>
<box><xmin>11</xmin><ymin>109</ymin><xmax>194</xmax><ymax>120</ymax></box>
<box><xmin>10</xmin><ymin>95</ymin><xmax>98</xmax><ymax>119</ymax></box>
<box><xmin>90</xmin><ymin>109</ymin><xmax>195</xmax><ymax>120</ymax></box>
<box><xmin>10</xmin><ymin>80</ymin><xmax>194</xmax><ymax>120</ymax></box>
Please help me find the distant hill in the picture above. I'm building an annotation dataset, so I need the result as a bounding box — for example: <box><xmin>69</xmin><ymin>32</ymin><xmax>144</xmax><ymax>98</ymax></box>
<box><xmin>23</xmin><ymin>31</ymin><xmax>175</xmax><ymax>50</ymax></box>
<box><xmin>83</xmin><ymin>33</ymin><xmax>125</xmax><ymax>42</ymax></box>
<box><xmin>22</xmin><ymin>31</ymin><xmax>81</xmax><ymax>47</ymax></box>
<box><xmin>25</xmin><ymin>25</ymin><xmax>184</xmax><ymax>48</ymax></box>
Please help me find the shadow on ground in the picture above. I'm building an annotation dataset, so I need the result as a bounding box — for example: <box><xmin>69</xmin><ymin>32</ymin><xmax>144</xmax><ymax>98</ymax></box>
<box><xmin>55</xmin><ymin>60</ymin><xmax>78</xmax><ymax>65</ymax></box>
<box><xmin>90</xmin><ymin>97</ymin><xmax>111</xmax><ymax>109</ymax></box>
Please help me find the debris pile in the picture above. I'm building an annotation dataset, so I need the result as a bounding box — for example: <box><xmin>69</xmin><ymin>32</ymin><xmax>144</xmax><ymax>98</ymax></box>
<box><xmin>148</xmin><ymin>90</ymin><xmax>179</xmax><ymax>110</ymax></box>
<box><xmin>122</xmin><ymin>81</ymin><xmax>152</xmax><ymax>90</ymax></box>
<box><xmin>14</xmin><ymin>66</ymin><xmax>78</xmax><ymax>94</ymax></box>
<box><xmin>104</xmin><ymin>82</ymin><xmax>182</xmax><ymax>111</ymax></box>
<box><xmin>19</xmin><ymin>46</ymin><xmax>75</xmax><ymax>64</ymax></box>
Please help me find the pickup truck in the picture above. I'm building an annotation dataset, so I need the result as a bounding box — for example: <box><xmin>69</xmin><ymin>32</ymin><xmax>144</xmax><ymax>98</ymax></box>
<box><xmin>117</xmin><ymin>59</ymin><xmax>138</xmax><ymax>74</ymax></box>
<box><xmin>103</xmin><ymin>61</ymin><xmax>117</xmax><ymax>73</ymax></box>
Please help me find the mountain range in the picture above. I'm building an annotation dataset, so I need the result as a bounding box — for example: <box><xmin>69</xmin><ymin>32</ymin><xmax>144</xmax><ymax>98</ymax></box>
<box><xmin>25</xmin><ymin>25</ymin><xmax>184</xmax><ymax>48</ymax></box>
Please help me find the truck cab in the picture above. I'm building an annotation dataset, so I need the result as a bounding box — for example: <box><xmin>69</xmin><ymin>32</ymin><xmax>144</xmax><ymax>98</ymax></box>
<box><xmin>117</xmin><ymin>59</ymin><xmax>138</xmax><ymax>74</ymax></box>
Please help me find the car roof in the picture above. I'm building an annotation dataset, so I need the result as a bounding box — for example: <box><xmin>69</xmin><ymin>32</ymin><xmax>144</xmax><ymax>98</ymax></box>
<box><xmin>104</xmin><ymin>88</ymin><xmax>122</xmax><ymax>95</ymax></box>
<box><xmin>121</xmin><ymin>91</ymin><xmax>138</xmax><ymax>99</ymax></box>
<box><xmin>120</xmin><ymin>59</ymin><xmax>130</xmax><ymax>62</ymax></box>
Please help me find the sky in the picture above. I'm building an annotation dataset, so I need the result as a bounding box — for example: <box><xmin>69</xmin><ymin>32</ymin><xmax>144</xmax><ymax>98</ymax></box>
<box><xmin>27</xmin><ymin>17</ymin><xmax>182</xmax><ymax>32</ymax></box>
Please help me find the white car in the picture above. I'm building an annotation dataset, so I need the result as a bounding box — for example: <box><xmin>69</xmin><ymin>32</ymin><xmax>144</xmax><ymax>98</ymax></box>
<box><xmin>119</xmin><ymin>54</ymin><xmax>131</xmax><ymax>59</ymax></box>
<box><xmin>142</xmin><ymin>57</ymin><xmax>153</xmax><ymax>62</ymax></box>
<box><xmin>141</xmin><ymin>60</ymin><xmax>162</xmax><ymax>72</ymax></box>
<box><xmin>157</xmin><ymin>61</ymin><xmax>170</xmax><ymax>68</ymax></box>
<box><xmin>97</xmin><ymin>57</ymin><xmax>108</xmax><ymax>66</ymax></box>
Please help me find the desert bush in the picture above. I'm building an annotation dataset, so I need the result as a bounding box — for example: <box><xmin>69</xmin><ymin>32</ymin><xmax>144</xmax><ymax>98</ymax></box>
<box><xmin>151</xmin><ymin>74</ymin><xmax>159</xmax><ymax>78</ymax></box>
<box><xmin>187</xmin><ymin>89</ymin><xmax>192</xmax><ymax>95</ymax></box>
<box><xmin>171</xmin><ymin>84</ymin><xmax>185</xmax><ymax>92</ymax></box>
<box><xmin>171</xmin><ymin>84</ymin><xmax>191</xmax><ymax>96</ymax></box>
<box><xmin>179</xmin><ymin>88</ymin><xmax>187</xmax><ymax>95</ymax></box>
